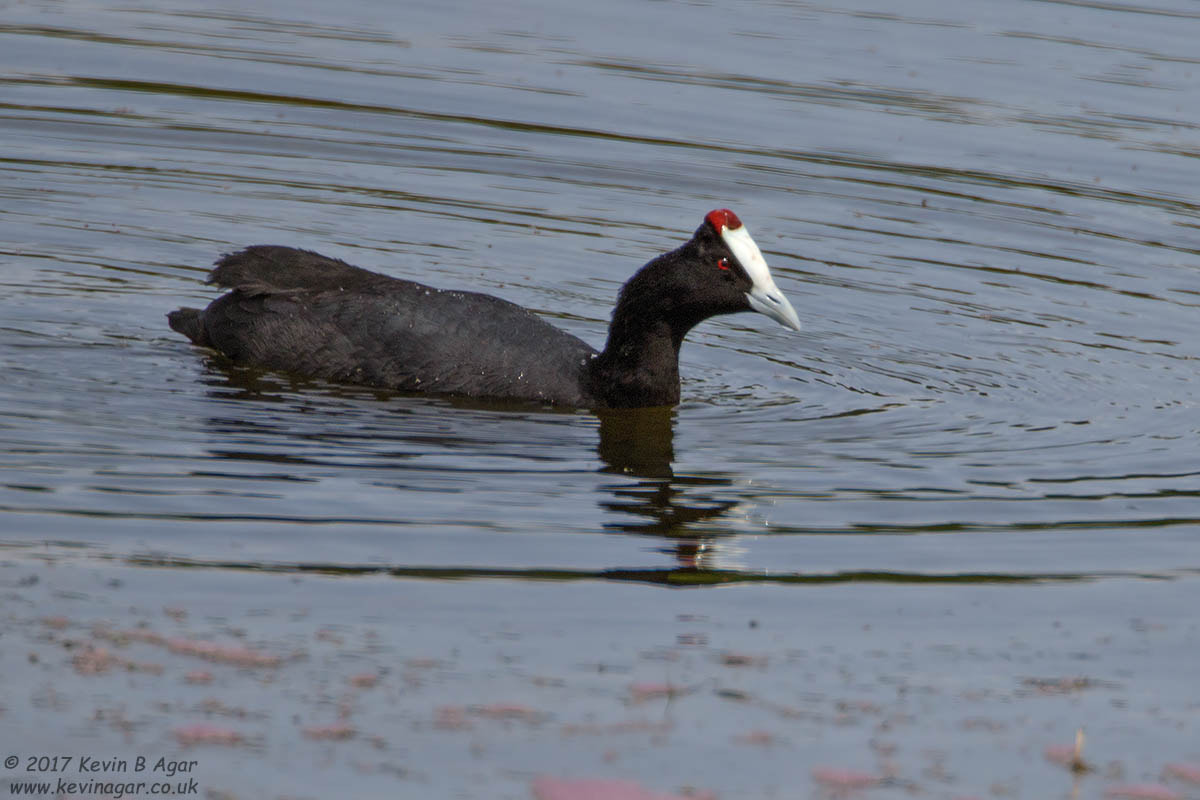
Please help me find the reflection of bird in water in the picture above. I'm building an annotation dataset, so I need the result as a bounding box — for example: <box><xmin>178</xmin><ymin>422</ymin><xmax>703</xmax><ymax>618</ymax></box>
<box><xmin>600</xmin><ymin>479</ymin><xmax>741</xmax><ymax>535</ymax></box>
<box><xmin>596</xmin><ymin>407</ymin><xmax>749</xmax><ymax>569</ymax></box>
<box><xmin>191</xmin><ymin>354</ymin><xmax>753</xmax><ymax>572</ymax></box>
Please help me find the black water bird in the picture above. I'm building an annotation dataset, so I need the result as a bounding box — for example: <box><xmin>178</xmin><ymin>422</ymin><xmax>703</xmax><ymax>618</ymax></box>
<box><xmin>168</xmin><ymin>209</ymin><xmax>802</xmax><ymax>408</ymax></box>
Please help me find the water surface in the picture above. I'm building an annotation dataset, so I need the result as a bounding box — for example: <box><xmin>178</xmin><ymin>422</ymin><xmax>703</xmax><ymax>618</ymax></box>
<box><xmin>2</xmin><ymin>0</ymin><xmax>1198</xmax><ymax>796</ymax></box>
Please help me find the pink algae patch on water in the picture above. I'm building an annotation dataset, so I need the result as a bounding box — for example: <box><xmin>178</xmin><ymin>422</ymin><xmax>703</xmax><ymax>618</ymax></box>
<box><xmin>93</xmin><ymin>626</ymin><xmax>283</xmax><ymax>668</ymax></box>
<box><xmin>470</xmin><ymin>703</ymin><xmax>544</xmax><ymax>722</ymax></box>
<box><xmin>1105</xmin><ymin>785</ymin><xmax>1182</xmax><ymax>800</ymax></box>
<box><xmin>349</xmin><ymin>672</ymin><xmax>379</xmax><ymax>688</ymax></box>
<box><xmin>72</xmin><ymin>645</ymin><xmax>163</xmax><ymax>676</ymax></box>
<box><xmin>532</xmin><ymin>776</ymin><xmax>716</xmax><ymax>800</ymax></box>
<box><xmin>314</xmin><ymin>627</ymin><xmax>344</xmax><ymax>644</ymax></box>
<box><xmin>72</xmin><ymin>646</ymin><xmax>118</xmax><ymax>675</ymax></box>
<box><xmin>433</xmin><ymin>706</ymin><xmax>471</xmax><ymax>730</ymax></box>
<box><xmin>165</xmin><ymin>637</ymin><xmax>281</xmax><ymax>667</ymax></box>
<box><xmin>629</xmin><ymin>682</ymin><xmax>688</xmax><ymax>703</ymax></box>
<box><xmin>718</xmin><ymin>651</ymin><xmax>767</xmax><ymax>667</ymax></box>
<box><xmin>1021</xmin><ymin>676</ymin><xmax>1103</xmax><ymax>694</ymax></box>
<box><xmin>302</xmin><ymin>722</ymin><xmax>356</xmax><ymax>740</ymax></box>
<box><xmin>560</xmin><ymin>720</ymin><xmax>673</xmax><ymax>736</ymax></box>
<box><xmin>811</xmin><ymin>767</ymin><xmax>880</xmax><ymax>791</ymax></box>
<box><xmin>173</xmin><ymin>723</ymin><xmax>243</xmax><ymax>747</ymax></box>
<box><xmin>734</xmin><ymin>730</ymin><xmax>778</xmax><ymax>746</ymax></box>
<box><xmin>431</xmin><ymin>701</ymin><xmax>548</xmax><ymax>730</ymax></box>
<box><xmin>1164</xmin><ymin>764</ymin><xmax>1200</xmax><ymax>785</ymax></box>
<box><xmin>405</xmin><ymin>657</ymin><xmax>443</xmax><ymax>669</ymax></box>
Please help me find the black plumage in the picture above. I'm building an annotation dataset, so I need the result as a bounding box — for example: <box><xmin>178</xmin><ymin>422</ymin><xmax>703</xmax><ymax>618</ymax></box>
<box><xmin>168</xmin><ymin>211</ymin><xmax>800</xmax><ymax>408</ymax></box>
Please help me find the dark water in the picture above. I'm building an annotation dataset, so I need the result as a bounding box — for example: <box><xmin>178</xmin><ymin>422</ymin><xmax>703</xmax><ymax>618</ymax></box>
<box><xmin>2</xmin><ymin>0</ymin><xmax>1199</xmax><ymax>796</ymax></box>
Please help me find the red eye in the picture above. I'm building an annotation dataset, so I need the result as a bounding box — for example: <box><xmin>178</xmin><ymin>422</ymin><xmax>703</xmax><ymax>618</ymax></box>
<box><xmin>717</xmin><ymin>257</ymin><xmax>731</xmax><ymax>271</ymax></box>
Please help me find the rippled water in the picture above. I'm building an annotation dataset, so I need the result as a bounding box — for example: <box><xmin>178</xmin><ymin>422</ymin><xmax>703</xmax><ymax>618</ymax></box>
<box><xmin>2</xmin><ymin>0</ymin><xmax>1199</xmax><ymax>796</ymax></box>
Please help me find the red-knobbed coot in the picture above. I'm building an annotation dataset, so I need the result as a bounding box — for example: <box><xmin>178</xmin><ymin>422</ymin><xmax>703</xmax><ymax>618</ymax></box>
<box><xmin>168</xmin><ymin>209</ymin><xmax>802</xmax><ymax>408</ymax></box>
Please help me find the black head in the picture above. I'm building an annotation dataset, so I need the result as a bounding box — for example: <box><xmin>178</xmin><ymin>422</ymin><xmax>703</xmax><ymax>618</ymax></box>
<box><xmin>589</xmin><ymin>210</ymin><xmax>802</xmax><ymax>408</ymax></box>
<box><xmin>610</xmin><ymin>209</ymin><xmax>802</xmax><ymax>343</ymax></box>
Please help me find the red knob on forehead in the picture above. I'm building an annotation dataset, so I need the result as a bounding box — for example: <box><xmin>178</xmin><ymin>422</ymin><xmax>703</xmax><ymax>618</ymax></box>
<box><xmin>705</xmin><ymin>208</ymin><xmax>743</xmax><ymax>232</ymax></box>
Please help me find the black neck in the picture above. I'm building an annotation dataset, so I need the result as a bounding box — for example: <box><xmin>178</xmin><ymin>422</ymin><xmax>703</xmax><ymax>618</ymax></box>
<box><xmin>585</xmin><ymin>252</ymin><xmax>698</xmax><ymax>408</ymax></box>
<box><xmin>586</xmin><ymin>317</ymin><xmax>682</xmax><ymax>408</ymax></box>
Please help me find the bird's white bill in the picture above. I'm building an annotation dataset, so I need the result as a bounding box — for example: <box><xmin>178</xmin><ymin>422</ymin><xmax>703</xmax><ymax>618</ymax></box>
<box><xmin>746</xmin><ymin>283</ymin><xmax>802</xmax><ymax>332</ymax></box>
<box><xmin>722</xmin><ymin>224</ymin><xmax>803</xmax><ymax>332</ymax></box>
